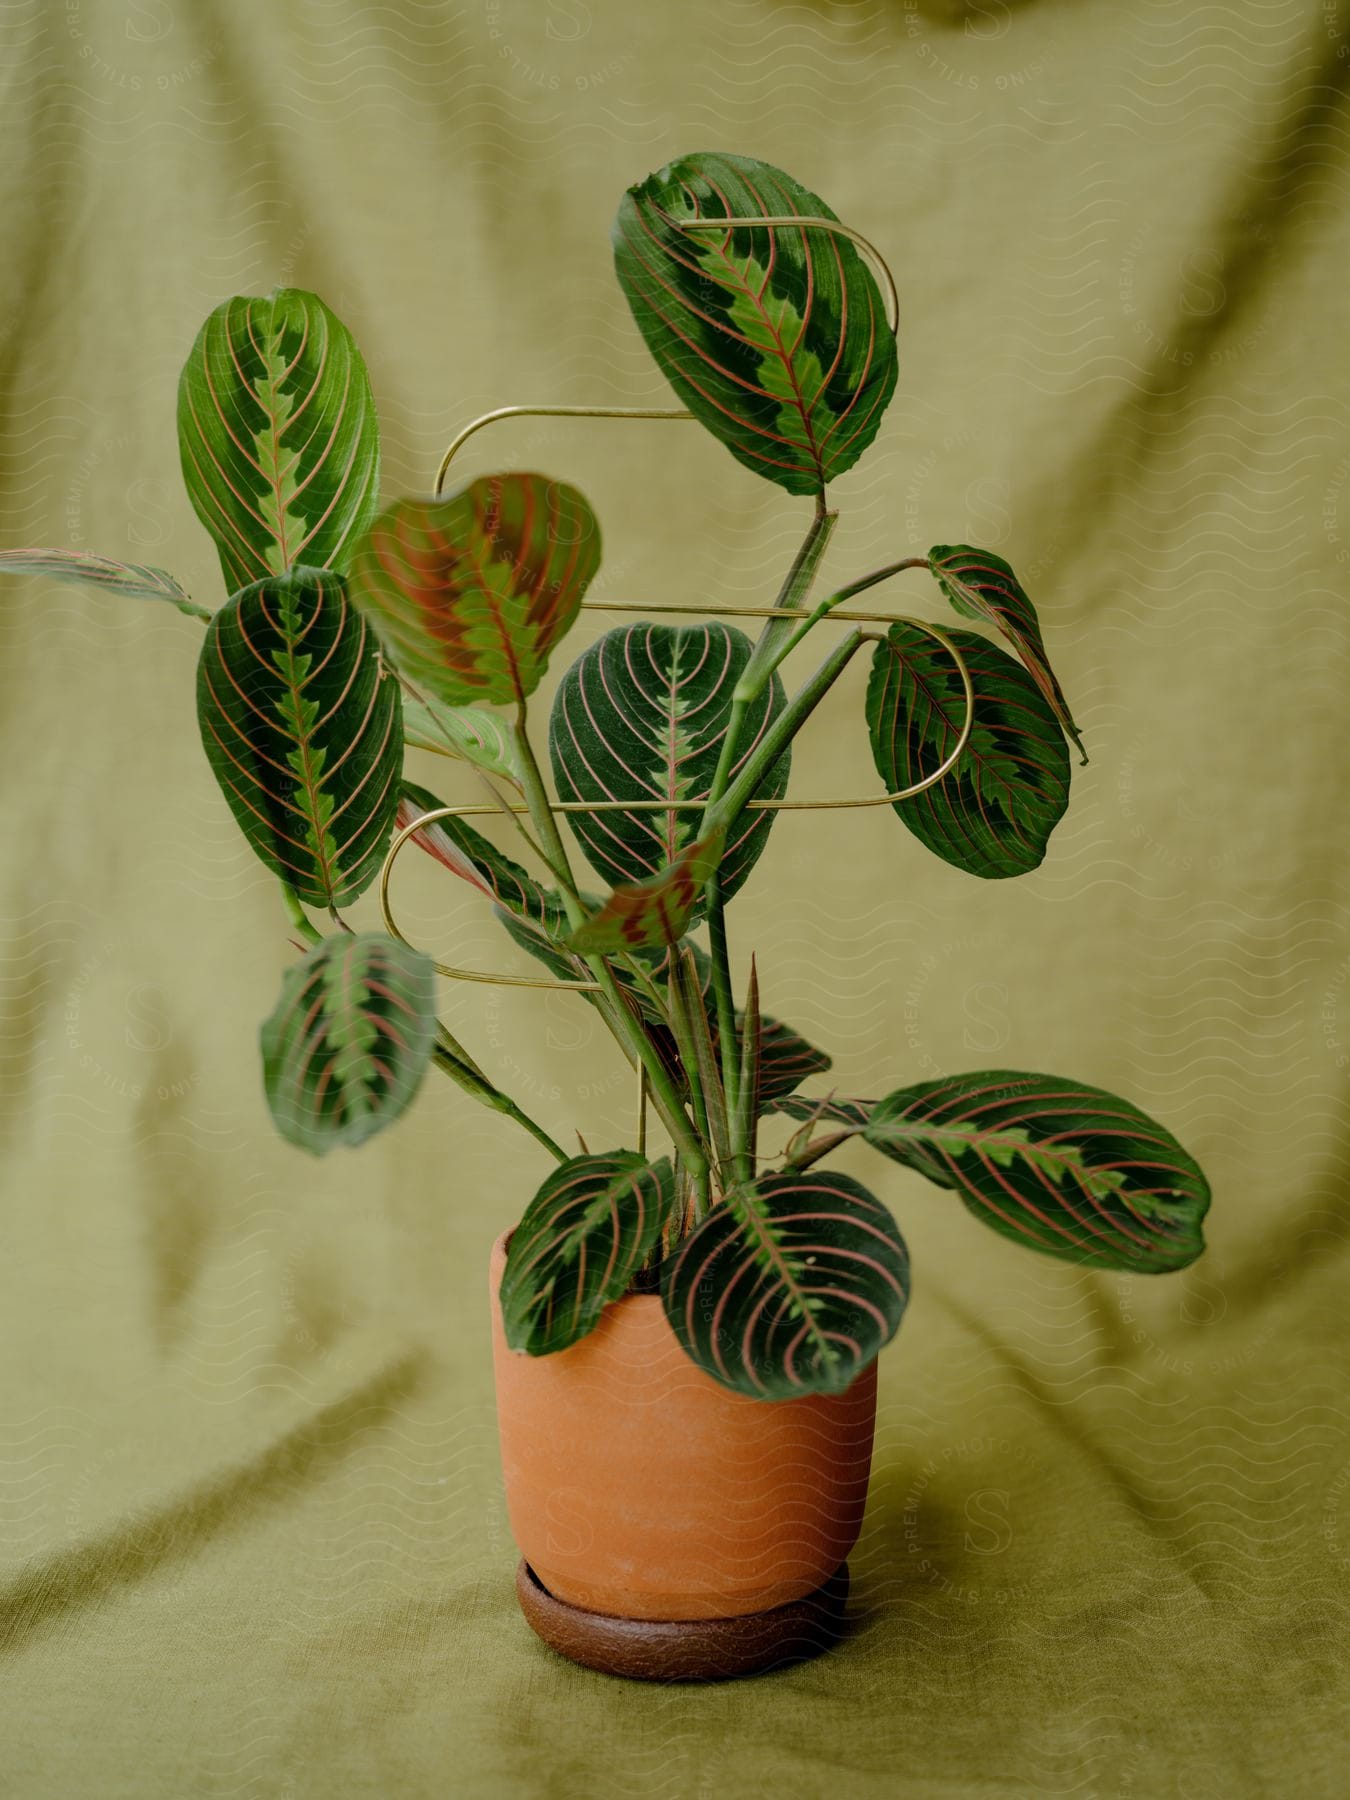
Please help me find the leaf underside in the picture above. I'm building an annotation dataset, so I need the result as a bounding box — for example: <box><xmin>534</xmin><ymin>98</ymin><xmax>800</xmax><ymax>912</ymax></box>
<box><xmin>662</xmin><ymin>1168</ymin><xmax>910</xmax><ymax>1400</ymax></box>
<box><xmin>866</xmin><ymin>621</ymin><xmax>1070</xmax><ymax>879</ymax></box>
<box><xmin>929</xmin><ymin>543</ymin><xmax>1085</xmax><ymax>763</ymax></box>
<box><xmin>502</xmin><ymin>1152</ymin><xmax>676</xmax><ymax>1354</ymax></box>
<box><xmin>197</xmin><ymin>567</ymin><xmax>403</xmax><ymax>908</ymax></box>
<box><xmin>0</xmin><ymin>547</ymin><xmax>210</xmax><ymax>620</ymax></box>
<box><xmin>260</xmin><ymin>932</ymin><xmax>437</xmax><ymax>1154</ymax></box>
<box><xmin>614</xmin><ymin>151</ymin><xmax>898</xmax><ymax>496</ymax></box>
<box><xmin>349</xmin><ymin>474</ymin><xmax>600</xmax><ymax>707</ymax></box>
<box><xmin>177</xmin><ymin>288</ymin><xmax>380</xmax><ymax>592</ymax></box>
<box><xmin>401</xmin><ymin>693</ymin><xmax>520</xmax><ymax>786</ymax></box>
<box><xmin>549</xmin><ymin>621</ymin><xmax>790</xmax><ymax>913</ymax></box>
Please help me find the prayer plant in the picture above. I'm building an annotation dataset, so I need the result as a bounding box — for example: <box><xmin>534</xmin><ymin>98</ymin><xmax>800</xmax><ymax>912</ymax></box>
<box><xmin>6</xmin><ymin>151</ymin><xmax>1211</xmax><ymax>1403</ymax></box>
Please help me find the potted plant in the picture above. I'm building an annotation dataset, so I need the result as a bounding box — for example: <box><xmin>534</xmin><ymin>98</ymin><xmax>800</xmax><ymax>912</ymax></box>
<box><xmin>4</xmin><ymin>150</ymin><xmax>1211</xmax><ymax>1682</ymax></box>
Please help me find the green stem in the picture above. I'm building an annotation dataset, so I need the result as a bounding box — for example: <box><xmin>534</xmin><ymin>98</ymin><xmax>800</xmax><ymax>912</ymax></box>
<box><xmin>430</xmin><ymin>1038</ymin><xmax>568</xmax><ymax>1164</ymax></box>
<box><xmin>281</xmin><ymin>883</ymin><xmax>323</xmax><ymax>945</ymax></box>
<box><xmin>705</xmin><ymin>880</ymin><xmax>741</xmax><ymax>1170</ymax></box>
<box><xmin>705</xmin><ymin>509</ymin><xmax>839</xmax><ymax>812</ymax></box>
<box><xmin>509</xmin><ymin>711</ymin><xmax>710</xmax><ymax>1182</ymax></box>
<box><xmin>709</xmin><ymin>629</ymin><xmax>868</xmax><ymax>839</ymax></box>
<box><xmin>696</xmin><ymin>509</ymin><xmax>839</xmax><ymax>1165</ymax></box>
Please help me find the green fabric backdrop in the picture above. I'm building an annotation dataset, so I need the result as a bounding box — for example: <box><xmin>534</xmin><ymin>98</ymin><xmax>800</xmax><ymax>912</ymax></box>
<box><xmin>2</xmin><ymin>0</ymin><xmax>1348</xmax><ymax>1793</ymax></box>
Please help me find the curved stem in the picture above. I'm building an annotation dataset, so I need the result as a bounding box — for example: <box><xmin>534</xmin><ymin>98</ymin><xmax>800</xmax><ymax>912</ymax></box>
<box><xmin>281</xmin><ymin>883</ymin><xmax>322</xmax><ymax>945</ymax></box>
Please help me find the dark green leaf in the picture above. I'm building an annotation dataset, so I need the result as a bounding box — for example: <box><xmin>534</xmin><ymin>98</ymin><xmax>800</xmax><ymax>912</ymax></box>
<box><xmin>260</xmin><ymin>932</ymin><xmax>437</xmax><ymax>1154</ymax></box>
<box><xmin>197</xmin><ymin>567</ymin><xmax>402</xmax><ymax>908</ymax></box>
<box><xmin>614</xmin><ymin>152</ymin><xmax>898</xmax><ymax>495</ymax></box>
<box><xmin>863</xmin><ymin>1071</ymin><xmax>1210</xmax><ymax>1273</ymax></box>
<box><xmin>549</xmin><ymin>622</ymin><xmax>790</xmax><ymax>913</ymax></box>
<box><xmin>502</xmin><ymin>1152</ymin><xmax>676</xmax><ymax>1353</ymax></box>
<box><xmin>929</xmin><ymin>544</ymin><xmax>1085</xmax><ymax>763</ymax></box>
<box><xmin>866</xmin><ymin>622</ymin><xmax>1070</xmax><ymax>879</ymax></box>
<box><xmin>177</xmin><ymin>288</ymin><xmax>380</xmax><ymax>592</ymax></box>
<box><xmin>0</xmin><ymin>547</ymin><xmax>209</xmax><ymax>621</ymax></box>
<box><xmin>348</xmin><ymin>475</ymin><xmax>600</xmax><ymax>707</ymax></box>
<box><xmin>662</xmin><ymin>1170</ymin><xmax>909</xmax><ymax>1399</ymax></box>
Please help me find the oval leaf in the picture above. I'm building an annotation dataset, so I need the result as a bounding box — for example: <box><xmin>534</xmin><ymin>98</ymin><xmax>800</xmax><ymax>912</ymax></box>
<box><xmin>662</xmin><ymin>1170</ymin><xmax>910</xmax><ymax>1400</ymax></box>
<box><xmin>348</xmin><ymin>474</ymin><xmax>600</xmax><ymax>707</ymax></box>
<box><xmin>614</xmin><ymin>151</ymin><xmax>898</xmax><ymax>496</ymax></box>
<box><xmin>929</xmin><ymin>544</ymin><xmax>1085</xmax><ymax>764</ymax></box>
<box><xmin>0</xmin><ymin>547</ymin><xmax>209</xmax><ymax>621</ymax></box>
<box><xmin>261</xmin><ymin>932</ymin><xmax>437</xmax><ymax>1154</ymax></box>
<box><xmin>566</xmin><ymin>829</ymin><xmax>725</xmax><ymax>955</ymax></box>
<box><xmin>502</xmin><ymin>1152</ymin><xmax>676</xmax><ymax>1354</ymax></box>
<box><xmin>197</xmin><ymin>567</ymin><xmax>402</xmax><ymax>908</ymax></box>
<box><xmin>866</xmin><ymin>621</ymin><xmax>1070</xmax><ymax>879</ymax></box>
<box><xmin>863</xmin><ymin>1072</ymin><xmax>1210</xmax><ymax>1273</ymax></box>
<box><xmin>549</xmin><ymin>622</ymin><xmax>789</xmax><ymax>911</ymax></box>
<box><xmin>177</xmin><ymin>288</ymin><xmax>380</xmax><ymax>591</ymax></box>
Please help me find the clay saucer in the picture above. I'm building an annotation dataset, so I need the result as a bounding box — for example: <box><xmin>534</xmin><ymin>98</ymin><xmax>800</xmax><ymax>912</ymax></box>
<box><xmin>515</xmin><ymin>1559</ymin><xmax>851</xmax><ymax>1682</ymax></box>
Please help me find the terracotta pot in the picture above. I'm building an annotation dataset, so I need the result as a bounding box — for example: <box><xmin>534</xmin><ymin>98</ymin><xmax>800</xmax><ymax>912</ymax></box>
<box><xmin>489</xmin><ymin>1231</ymin><xmax>877</xmax><ymax>1622</ymax></box>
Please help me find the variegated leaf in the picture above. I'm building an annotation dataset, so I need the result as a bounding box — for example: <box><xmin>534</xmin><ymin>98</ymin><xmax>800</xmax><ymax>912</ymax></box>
<box><xmin>501</xmin><ymin>1152</ymin><xmax>676</xmax><ymax>1354</ymax></box>
<box><xmin>566</xmin><ymin>829</ymin><xmax>725</xmax><ymax>954</ymax></box>
<box><xmin>197</xmin><ymin>567</ymin><xmax>402</xmax><ymax>908</ymax></box>
<box><xmin>862</xmin><ymin>1073</ymin><xmax>1210</xmax><ymax>1273</ymax></box>
<box><xmin>260</xmin><ymin>932</ymin><xmax>437</xmax><ymax>1154</ymax></box>
<box><xmin>177</xmin><ymin>288</ymin><xmax>380</xmax><ymax>591</ymax></box>
<box><xmin>662</xmin><ymin>1170</ymin><xmax>910</xmax><ymax>1399</ymax></box>
<box><xmin>614</xmin><ymin>152</ymin><xmax>898</xmax><ymax>495</ymax></box>
<box><xmin>866</xmin><ymin>622</ymin><xmax>1070</xmax><ymax>879</ymax></box>
<box><xmin>401</xmin><ymin>692</ymin><xmax>520</xmax><ymax>786</ymax></box>
<box><xmin>929</xmin><ymin>544</ymin><xmax>1085</xmax><ymax>763</ymax></box>
<box><xmin>348</xmin><ymin>475</ymin><xmax>599</xmax><ymax>707</ymax></box>
<box><xmin>0</xmin><ymin>547</ymin><xmax>209</xmax><ymax>620</ymax></box>
<box><xmin>549</xmin><ymin>622</ymin><xmax>790</xmax><ymax>913</ymax></box>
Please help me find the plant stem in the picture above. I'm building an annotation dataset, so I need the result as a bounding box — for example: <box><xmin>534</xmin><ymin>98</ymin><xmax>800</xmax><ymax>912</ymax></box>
<box><xmin>705</xmin><ymin>880</ymin><xmax>741</xmax><ymax>1168</ymax></box>
<box><xmin>509</xmin><ymin>710</ymin><xmax>711</xmax><ymax>1182</ymax></box>
<box><xmin>696</xmin><ymin>509</ymin><xmax>839</xmax><ymax>1169</ymax></box>
<box><xmin>281</xmin><ymin>883</ymin><xmax>323</xmax><ymax>945</ymax></box>
<box><xmin>430</xmin><ymin>1037</ymin><xmax>568</xmax><ymax>1163</ymax></box>
<box><xmin>709</xmin><ymin>628</ymin><xmax>868</xmax><ymax>837</ymax></box>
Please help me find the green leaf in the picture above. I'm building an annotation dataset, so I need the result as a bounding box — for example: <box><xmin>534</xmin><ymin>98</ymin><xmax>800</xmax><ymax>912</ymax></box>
<box><xmin>401</xmin><ymin>693</ymin><xmax>520</xmax><ymax>786</ymax></box>
<box><xmin>662</xmin><ymin>1170</ymin><xmax>909</xmax><ymax>1399</ymax></box>
<box><xmin>862</xmin><ymin>1072</ymin><xmax>1210</xmax><ymax>1273</ymax></box>
<box><xmin>929</xmin><ymin>544</ymin><xmax>1086</xmax><ymax>764</ymax></box>
<box><xmin>0</xmin><ymin>547</ymin><xmax>210</xmax><ymax>621</ymax></box>
<box><xmin>614</xmin><ymin>152</ymin><xmax>898</xmax><ymax>496</ymax></box>
<box><xmin>197</xmin><ymin>567</ymin><xmax>403</xmax><ymax>908</ymax></box>
<box><xmin>177</xmin><ymin>288</ymin><xmax>380</xmax><ymax>592</ymax></box>
<box><xmin>348</xmin><ymin>474</ymin><xmax>600</xmax><ymax>707</ymax></box>
<box><xmin>866</xmin><ymin>621</ymin><xmax>1070</xmax><ymax>880</ymax></box>
<box><xmin>260</xmin><ymin>932</ymin><xmax>437</xmax><ymax>1154</ymax></box>
<box><xmin>549</xmin><ymin>622</ymin><xmax>790</xmax><ymax>914</ymax></box>
<box><xmin>501</xmin><ymin>1152</ymin><xmax>676</xmax><ymax>1354</ymax></box>
<box><xmin>565</xmin><ymin>829</ymin><xmax>726</xmax><ymax>954</ymax></box>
